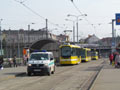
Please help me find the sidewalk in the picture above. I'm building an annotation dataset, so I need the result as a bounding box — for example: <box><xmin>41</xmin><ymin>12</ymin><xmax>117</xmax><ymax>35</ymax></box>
<box><xmin>0</xmin><ymin>66</ymin><xmax>27</xmax><ymax>82</ymax></box>
<box><xmin>90</xmin><ymin>60</ymin><xmax>120</xmax><ymax>90</ymax></box>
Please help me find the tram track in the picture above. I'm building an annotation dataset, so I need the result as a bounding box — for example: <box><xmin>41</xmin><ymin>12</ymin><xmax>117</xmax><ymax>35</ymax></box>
<box><xmin>48</xmin><ymin>59</ymin><xmax>105</xmax><ymax>90</ymax></box>
<box><xmin>18</xmin><ymin>60</ymin><xmax>104</xmax><ymax>90</ymax></box>
<box><xmin>0</xmin><ymin>59</ymin><xmax>105</xmax><ymax>90</ymax></box>
<box><xmin>83</xmin><ymin>60</ymin><xmax>105</xmax><ymax>90</ymax></box>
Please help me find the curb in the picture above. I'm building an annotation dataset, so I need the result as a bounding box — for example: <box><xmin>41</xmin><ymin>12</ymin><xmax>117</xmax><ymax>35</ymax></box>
<box><xmin>89</xmin><ymin>67</ymin><xmax>103</xmax><ymax>90</ymax></box>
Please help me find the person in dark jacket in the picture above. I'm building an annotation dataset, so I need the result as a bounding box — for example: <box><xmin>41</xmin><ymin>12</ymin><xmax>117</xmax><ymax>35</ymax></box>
<box><xmin>13</xmin><ymin>55</ymin><xmax>17</xmax><ymax>67</ymax></box>
<box><xmin>113</xmin><ymin>52</ymin><xmax>117</xmax><ymax>62</ymax></box>
<box><xmin>0</xmin><ymin>56</ymin><xmax>4</xmax><ymax>70</ymax></box>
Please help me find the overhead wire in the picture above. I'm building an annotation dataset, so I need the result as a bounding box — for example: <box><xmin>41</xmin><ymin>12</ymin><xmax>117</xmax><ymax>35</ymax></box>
<box><xmin>70</xmin><ymin>0</ymin><xmax>95</xmax><ymax>29</ymax></box>
<box><xmin>22</xmin><ymin>0</ymin><xmax>28</xmax><ymax>3</ymax></box>
<box><xmin>14</xmin><ymin>0</ymin><xmax>64</xmax><ymax>29</ymax></box>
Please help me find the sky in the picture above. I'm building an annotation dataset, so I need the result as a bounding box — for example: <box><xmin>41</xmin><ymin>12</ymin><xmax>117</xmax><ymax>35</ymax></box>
<box><xmin>1</xmin><ymin>0</ymin><xmax>120</xmax><ymax>40</ymax></box>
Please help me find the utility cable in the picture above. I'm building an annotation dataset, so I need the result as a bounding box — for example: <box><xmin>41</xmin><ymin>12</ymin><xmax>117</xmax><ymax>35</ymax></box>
<box><xmin>14</xmin><ymin>0</ymin><xmax>64</xmax><ymax>29</ymax></box>
<box><xmin>71</xmin><ymin>0</ymin><xmax>83</xmax><ymax>15</ymax></box>
<box><xmin>70</xmin><ymin>0</ymin><xmax>95</xmax><ymax>29</ymax></box>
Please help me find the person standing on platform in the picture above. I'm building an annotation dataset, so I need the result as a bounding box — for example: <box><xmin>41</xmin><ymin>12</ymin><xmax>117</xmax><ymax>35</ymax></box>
<box><xmin>13</xmin><ymin>55</ymin><xmax>17</xmax><ymax>67</ymax></box>
<box><xmin>115</xmin><ymin>52</ymin><xmax>120</xmax><ymax>68</ymax></box>
<box><xmin>23</xmin><ymin>55</ymin><xmax>27</xmax><ymax>66</ymax></box>
<box><xmin>109</xmin><ymin>53</ymin><xmax>114</xmax><ymax>65</ymax></box>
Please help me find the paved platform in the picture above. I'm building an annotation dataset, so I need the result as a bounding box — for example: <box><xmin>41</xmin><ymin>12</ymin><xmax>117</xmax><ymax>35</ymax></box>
<box><xmin>0</xmin><ymin>66</ymin><xmax>27</xmax><ymax>82</ymax></box>
<box><xmin>90</xmin><ymin>60</ymin><xmax>120</xmax><ymax>90</ymax></box>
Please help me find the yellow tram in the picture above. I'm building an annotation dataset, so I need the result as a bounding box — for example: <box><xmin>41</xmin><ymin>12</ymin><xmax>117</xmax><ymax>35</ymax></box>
<box><xmin>91</xmin><ymin>51</ymin><xmax>98</xmax><ymax>60</ymax></box>
<box><xmin>80</xmin><ymin>48</ymin><xmax>91</xmax><ymax>62</ymax></box>
<box><xmin>60</xmin><ymin>44</ymin><xmax>81</xmax><ymax>65</ymax></box>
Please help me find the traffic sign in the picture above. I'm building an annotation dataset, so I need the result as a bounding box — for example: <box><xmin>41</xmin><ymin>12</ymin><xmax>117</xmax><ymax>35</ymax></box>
<box><xmin>116</xmin><ymin>13</ymin><xmax>120</xmax><ymax>25</ymax></box>
<box><xmin>112</xmin><ymin>42</ymin><xmax>115</xmax><ymax>46</ymax></box>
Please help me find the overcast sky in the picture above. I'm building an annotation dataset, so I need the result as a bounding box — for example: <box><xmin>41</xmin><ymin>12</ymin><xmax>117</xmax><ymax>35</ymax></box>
<box><xmin>1</xmin><ymin>0</ymin><xmax>120</xmax><ymax>40</ymax></box>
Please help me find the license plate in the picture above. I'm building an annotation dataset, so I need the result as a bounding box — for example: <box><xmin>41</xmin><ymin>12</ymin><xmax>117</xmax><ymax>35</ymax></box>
<box><xmin>34</xmin><ymin>69</ymin><xmax>41</xmax><ymax>71</ymax></box>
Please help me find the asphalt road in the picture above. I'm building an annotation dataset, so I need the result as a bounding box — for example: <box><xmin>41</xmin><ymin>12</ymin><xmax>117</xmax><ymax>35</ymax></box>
<box><xmin>0</xmin><ymin>59</ymin><xmax>105</xmax><ymax>90</ymax></box>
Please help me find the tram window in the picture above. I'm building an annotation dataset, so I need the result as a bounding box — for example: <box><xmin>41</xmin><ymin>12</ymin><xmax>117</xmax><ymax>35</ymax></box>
<box><xmin>80</xmin><ymin>49</ymin><xmax>85</xmax><ymax>57</ymax></box>
<box><xmin>92</xmin><ymin>52</ymin><xmax>98</xmax><ymax>56</ymax></box>
<box><xmin>87</xmin><ymin>51</ymin><xmax>91</xmax><ymax>56</ymax></box>
<box><xmin>71</xmin><ymin>48</ymin><xmax>76</xmax><ymax>56</ymax></box>
<box><xmin>91</xmin><ymin>52</ymin><xmax>96</xmax><ymax>56</ymax></box>
<box><xmin>61</xmin><ymin>47</ymin><xmax>71</xmax><ymax>57</ymax></box>
<box><xmin>76</xmin><ymin>49</ymin><xmax>80</xmax><ymax>56</ymax></box>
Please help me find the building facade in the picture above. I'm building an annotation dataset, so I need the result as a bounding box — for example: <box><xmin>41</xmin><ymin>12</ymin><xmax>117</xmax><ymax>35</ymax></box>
<box><xmin>1</xmin><ymin>29</ymin><xmax>59</xmax><ymax>58</ymax></box>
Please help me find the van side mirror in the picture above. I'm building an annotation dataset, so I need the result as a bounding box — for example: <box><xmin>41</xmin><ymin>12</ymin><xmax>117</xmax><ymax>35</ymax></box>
<box><xmin>50</xmin><ymin>58</ymin><xmax>53</xmax><ymax>60</ymax></box>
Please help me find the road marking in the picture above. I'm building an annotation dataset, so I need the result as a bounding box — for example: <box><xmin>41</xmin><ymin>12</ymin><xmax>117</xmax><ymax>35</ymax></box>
<box><xmin>0</xmin><ymin>76</ymin><xmax>16</xmax><ymax>82</ymax></box>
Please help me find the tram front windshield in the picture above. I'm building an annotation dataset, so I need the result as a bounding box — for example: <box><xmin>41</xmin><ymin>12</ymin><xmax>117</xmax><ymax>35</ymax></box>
<box><xmin>80</xmin><ymin>49</ymin><xmax>85</xmax><ymax>58</ymax></box>
<box><xmin>61</xmin><ymin>46</ymin><xmax>71</xmax><ymax>57</ymax></box>
<box><xmin>91</xmin><ymin>52</ymin><xmax>97</xmax><ymax>56</ymax></box>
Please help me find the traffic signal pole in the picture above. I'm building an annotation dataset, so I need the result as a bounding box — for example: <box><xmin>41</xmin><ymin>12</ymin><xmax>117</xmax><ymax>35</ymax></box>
<box><xmin>112</xmin><ymin>19</ymin><xmax>116</xmax><ymax>53</ymax></box>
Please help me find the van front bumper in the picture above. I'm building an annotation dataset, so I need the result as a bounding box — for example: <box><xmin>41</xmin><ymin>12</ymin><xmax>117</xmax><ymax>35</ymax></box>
<box><xmin>27</xmin><ymin>66</ymin><xmax>49</xmax><ymax>73</ymax></box>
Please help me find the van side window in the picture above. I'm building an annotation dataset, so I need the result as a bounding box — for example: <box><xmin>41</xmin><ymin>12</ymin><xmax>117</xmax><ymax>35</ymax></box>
<box><xmin>50</xmin><ymin>54</ymin><xmax>54</xmax><ymax>60</ymax></box>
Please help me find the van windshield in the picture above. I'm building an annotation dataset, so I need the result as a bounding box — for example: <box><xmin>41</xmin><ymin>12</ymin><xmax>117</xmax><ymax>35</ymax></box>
<box><xmin>30</xmin><ymin>54</ymin><xmax>49</xmax><ymax>60</ymax></box>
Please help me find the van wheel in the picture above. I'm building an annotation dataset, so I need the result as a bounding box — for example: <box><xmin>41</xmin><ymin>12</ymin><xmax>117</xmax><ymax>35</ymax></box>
<box><xmin>27</xmin><ymin>72</ymin><xmax>31</xmax><ymax>76</ymax></box>
<box><xmin>47</xmin><ymin>68</ymin><xmax>51</xmax><ymax>76</ymax></box>
<box><xmin>47</xmin><ymin>71</ymin><xmax>51</xmax><ymax>76</ymax></box>
<box><xmin>51</xmin><ymin>71</ymin><xmax>54</xmax><ymax>74</ymax></box>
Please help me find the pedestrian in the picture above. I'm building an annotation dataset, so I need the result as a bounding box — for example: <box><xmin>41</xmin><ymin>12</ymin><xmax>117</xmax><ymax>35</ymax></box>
<box><xmin>13</xmin><ymin>55</ymin><xmax>17</xmax><ymax>67</ymax></box>
<box><xmin>109</xmin><ymin>53</ymin><xmax>114</xmax><ymax>65</ymax></box>
<box><xmin>0</xmin><ymin>56</ymin><xmax>4</xmax><ymax>70</ymax></box>
<box><xmin>8</xmin><ymin>58</ymin><xmax>13</xmax><ymax>67</ymax></box>
<box><xmin>115</xmin><ymin>52</ymin><xmax>120</xmax><ymax>68</ymax></box>
<box><xmin>112</xmin><ymin>52</ymin><xmax>117</xmax><ymax>66</ymax></box>
<box><xmin>23</xmin><ymin>55</ymin><xmax>27</xmax><ymax>66</ymax></box>
<box><xmin>26</xmin><ymin>55</ymin><xmax>29</xmax><ymax>62</ymax></box>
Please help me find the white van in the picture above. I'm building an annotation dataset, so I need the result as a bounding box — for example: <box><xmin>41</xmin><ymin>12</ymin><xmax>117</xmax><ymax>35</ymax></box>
<box><xmin>27</xmin><ymin>51</ymin><xmax>55</xmax><ymax>76</ymax></box>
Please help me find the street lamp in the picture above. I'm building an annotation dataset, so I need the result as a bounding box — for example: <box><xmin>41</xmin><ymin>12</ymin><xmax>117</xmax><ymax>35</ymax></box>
<box><xmin>112</xmin><ymin>19</ymin><xmax>116</xmax><ymax>52</ymax></box>
<box><xmin>109</xmin><ymin>19</ymin><xmax>116</xmax><ymax>52</ymax></box>
<box><xmin>64</xmin><ymin>30</ymin><xmax>72</xmax><ymax>42</ymax></box>
<box><xmin>0</xmin><ymin>19</ymin><xmax>3</xmax><ymax>55</ymax></box>
<box><xmin>65</xmin><ymin>19</ymin><xmax>75</xmax><ymax>42</ymax></box>
<box><xmin>48</xmin><ymin>28</ymin><xmax>58</xmax><ymax>38</ymax></box>
<box><xmin>67</xmin><ymin>14</ymin><xmax>87</xmax><ymax>17</ymax></box>
<box><xmin>28</xmin><ymin>23</ymin><xmax>35</xmax><ymax>46</ymax></box>
<box><xmin>67</xmin><ymin>14</ymin><xmax>87</xmax><ymax>43</ymax></box>
<box><xmin>49</xmin><ymin>28</ymin><xmax>58</xmax><ymax>33</ymax></box>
